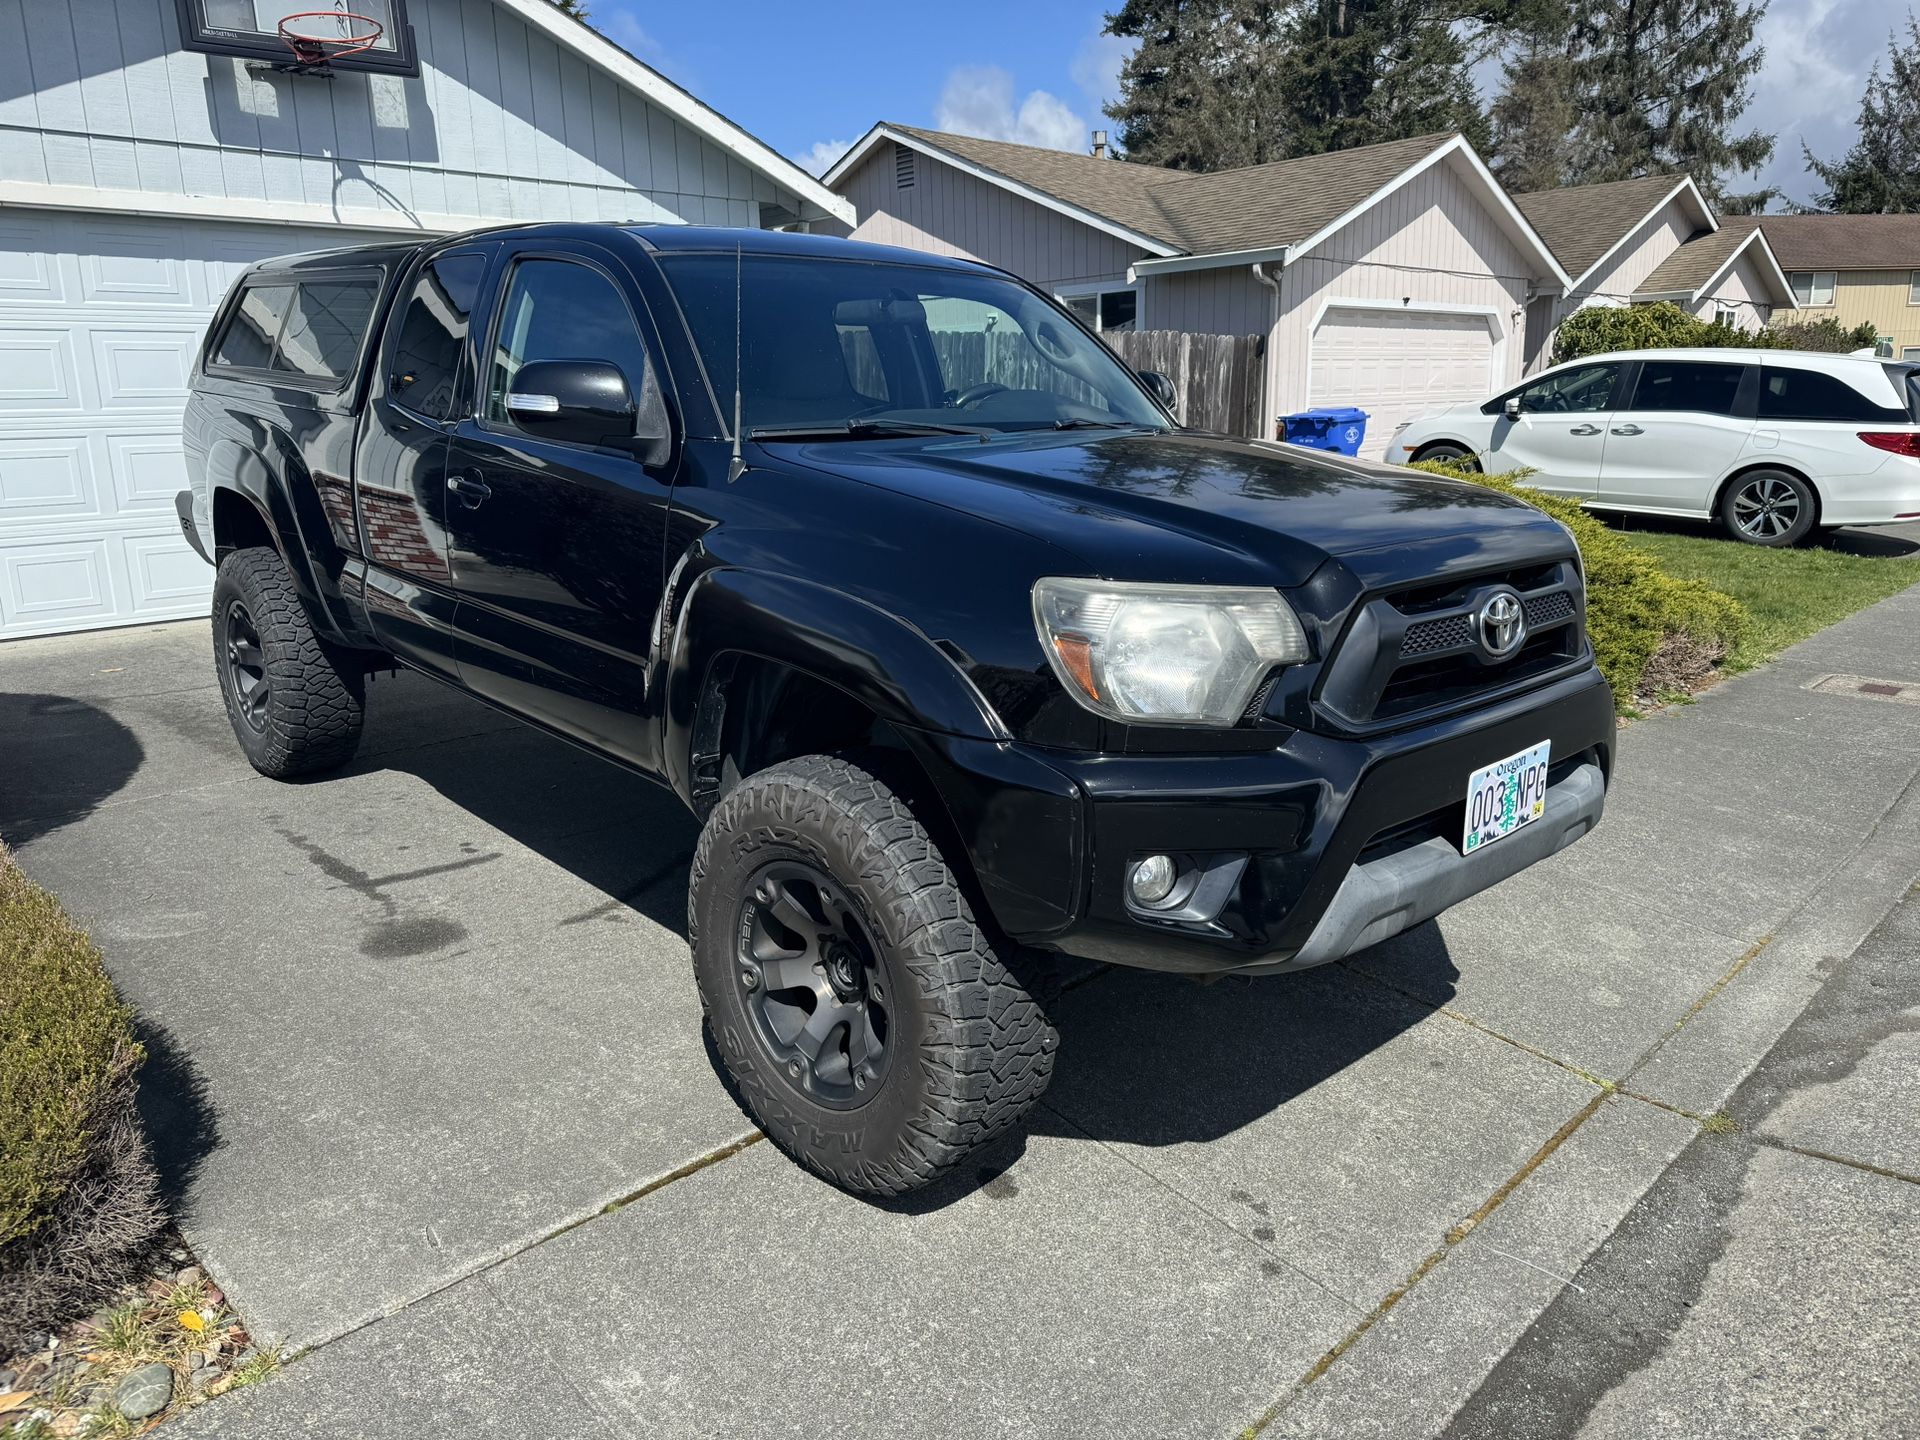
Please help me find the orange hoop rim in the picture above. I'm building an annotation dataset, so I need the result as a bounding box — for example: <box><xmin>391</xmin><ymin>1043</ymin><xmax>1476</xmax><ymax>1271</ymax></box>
<box><xmin>277</xmin><ymin>10</ymin><xmax>385</xmax><ymax>65</ymax></box>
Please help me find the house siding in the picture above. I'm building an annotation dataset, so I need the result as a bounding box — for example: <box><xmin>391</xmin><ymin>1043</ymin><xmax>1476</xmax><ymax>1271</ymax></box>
<box><xmin>1266</xmin><ymin>160</ymin><xmax>1531</xmax><ymax>425</ymax></box>
<box><xmin>840</xmin><ymin>144</ymin><xmax>1147</xmax><ymax>289</ymax></box>
<box><xmin>0</xmin><ymin>0</ymin><xmax>809</xmax><ymax>230</ymax></box>
<box><xmin>1526</xmin><ymin>206</ymin><xmax>1695</xmax><ymax>370</ymax></box>
<box><xmin>1787</xmin><ymin>269</ymin><xmax>1920</xmax><ymax>354</ymax></box>
<box><xmin>1690</xmin><ymin>253</ymin><xmax>1772</xmax><ymax>330</ymax></box>
<box><xmin>1143</xmin><ymin>265</ymin><xmax>1269</xmax><ymax>338</ymax></box>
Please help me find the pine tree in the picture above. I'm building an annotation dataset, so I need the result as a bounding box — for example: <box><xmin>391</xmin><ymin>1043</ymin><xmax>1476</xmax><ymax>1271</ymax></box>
<box><xmin>1803</xmin><ymin>17</ymin><xmax>1920</xmax><ymax>213</ymax></box>
<box><xmin>548</xmin><ymin>0</ymin><xmax>589</xmax><ymax>18</ymax></box>
<box><xmin>1560</xmin><ymin>0</ymin><xmax>1774</xmax><ymax>210</ymax></box>
<box><xmin>1103</xmin><ymin>1</ymin><xmax>1281</xmax><ymax>170</ymax></box>
<box><xmin>1487</xmin><ymin>24</ymin><xmax>1578</xmax><ymax>192</ymax></box>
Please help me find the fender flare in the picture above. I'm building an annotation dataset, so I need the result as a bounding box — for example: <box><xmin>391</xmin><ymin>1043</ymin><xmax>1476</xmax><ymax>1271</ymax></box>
<box><xmin>661</xmin><ymin>566</ymin><xmax>1007</xmax><ymax>806</ymax></box>
<box><xmin>207</xmin><ymin>430</ymin><xmax>363</xmax><ymax>647</ymax></box>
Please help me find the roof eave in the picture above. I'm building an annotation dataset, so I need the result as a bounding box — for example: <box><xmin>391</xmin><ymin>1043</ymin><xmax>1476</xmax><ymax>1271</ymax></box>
<box><xmin>824</xmin><ymin>124</ymin><xmax>1184</xmax><ymax>258</ymax></box>
<box><xmin>506</xmin><ymin>0</ymin><xmax>854</xmax><ymax>224</ymax></box>
<box><xmin>1130</xmin><ymin>244</ymin><xmax>1289</xmax><ymax>278</ymax></box>
<box><xmin>1564</xmin><ymin>175</ymin><xmax>1715</xmax><ymax>292</ymax></box>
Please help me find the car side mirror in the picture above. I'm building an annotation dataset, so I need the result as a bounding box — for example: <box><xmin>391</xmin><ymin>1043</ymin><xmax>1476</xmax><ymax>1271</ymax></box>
<box><xmin>1503</xmin><ymin>396</ymin><xmax>1523</xmax><ymax>420</ymax></box>
<box><xmin>505</xmin><ymin>359</ymin><xmax>670</xmax><ymax>465</ymax></box>
<box><xmin>1137</xmin><ymin>369</ymin><xmax>1178</xmax><ymax>413</ymax></box>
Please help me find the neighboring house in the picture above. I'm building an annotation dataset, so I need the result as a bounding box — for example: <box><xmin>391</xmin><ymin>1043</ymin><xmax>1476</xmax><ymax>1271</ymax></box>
<box><xmin>1751</xmin><ymin>214</ymin><xmax>1920</xmax><ymax>360</ymax></box>
<box><xmin>824</xmin><ymin>125</ymin><xmax>1573</xmax><ymax>459</ymax></box>
<box><xmin>1513</xmin><ymin>175</ymin><xmax>1793</xmax><ymax>369</ymax></box>
<box><xmin>0</xmin><ymin>0</ymin><xmax>849</xmax><ymax>641</ymax></box>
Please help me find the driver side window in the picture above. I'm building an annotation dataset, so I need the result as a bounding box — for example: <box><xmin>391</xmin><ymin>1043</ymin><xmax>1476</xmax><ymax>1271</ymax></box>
<box><xmin>485</xmin><ymin>257</ymin><xmax>652</xmax><ymax>425</ymax></box>
<box><xmin>1517</xmin><ymin>363</ymin><xmax>1620</xmax><ymax>414</ymax></box>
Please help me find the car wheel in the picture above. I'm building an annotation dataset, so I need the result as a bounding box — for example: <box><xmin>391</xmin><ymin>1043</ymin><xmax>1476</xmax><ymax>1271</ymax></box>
<box><xmin>688</xmin><ymin>753</ymin><xmax>1057</xmax><ymax>1196</ymax></box>
<box><xmin>1414</xmin><ymin>443</ymin><xmax>1479</xmax><ymax>471</ymax></box>
<box><xmin>212</xmin><ymin>546</ymin><xmax>366</xmax><ymax>778</ymax></box>
<box><xmin>1720</xmin><ymin>469</ymin><xmax>1816</xmax><ymax>546</ymax></box>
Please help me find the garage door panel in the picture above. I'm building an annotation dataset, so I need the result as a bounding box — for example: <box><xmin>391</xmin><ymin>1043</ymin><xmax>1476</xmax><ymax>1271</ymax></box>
<box><xmin>107</xmin><ymin>435</ymin><xmax>190</xmax><ymax>512</ymax></box>
<box><xmin>78</xmin><ymin>220</ymin><xmax>198</xmax><ymax>308</ymax></box>
<box><xmin>0</xmin><ymin>328</ymin><xmax>82</xmax><ymax>410</ymax></box>
<box><xmin>125</xmin><ymin>533</ymin><xmax>209</xmax><ymax>609</ymax></box>
<box><xmin>0</xmin><ymin>221</ymin><xmax>64</xmax><ymax>302</ymax></box>
<box><xmin>1309</xmin><ymin>308</ymin><xmax>1495</xmax><ymax>461</ymax></box>
<box><xmin>0</xmin><ymin>537</ymin><xmax>117</xmax><ymax>629</ymax></box>
<box><xmin>0</xmin><ymin>437</ymin><xmax>97</xmax><ymax>518</ymax></box>
<box><xmin>90</xmin><ymin>328</ymin><xmax>198</xmax><ymax>409</ymax></box>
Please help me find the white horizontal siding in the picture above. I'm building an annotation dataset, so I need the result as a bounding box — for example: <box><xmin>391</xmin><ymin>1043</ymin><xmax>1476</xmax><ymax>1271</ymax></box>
<box><xmin>0</xmin><ymin>0</ymin><xmax>809</xmax><ymax>231</ymax></box>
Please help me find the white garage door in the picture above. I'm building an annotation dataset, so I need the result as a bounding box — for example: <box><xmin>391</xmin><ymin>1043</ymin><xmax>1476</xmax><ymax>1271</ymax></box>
<box><xmin>1308</xmin><ymin>308</ymin><xmax>1496</xmax><ymax>461</ymax></box>
<box><xmin>0</xmin><ymin>211</ymin><xmax>361</xmax><ymax>640</ymax></box>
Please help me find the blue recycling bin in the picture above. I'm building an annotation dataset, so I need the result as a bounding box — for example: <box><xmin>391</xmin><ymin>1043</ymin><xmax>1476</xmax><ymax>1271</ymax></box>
<box><xmin>1278</xmin><ymin>406</ymin><xmax>1369</xmax><ymax>456</ymax></box>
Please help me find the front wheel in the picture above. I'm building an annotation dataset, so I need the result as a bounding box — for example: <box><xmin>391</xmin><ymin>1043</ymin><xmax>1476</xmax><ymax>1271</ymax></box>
<box><xmin>212</xmin><ymin>546</ymin><xmax>365</xmax><ymax>778</ymax></box>
<box><xmin>1413</xmin><ymin>442</ymin><xmax>1479</xmax><ymax>471</ymax></box>
<box><xmin>1720</xmin><ymin>469</ymin><xmax>1816</xmax><ymax>546</ymax></box>
<box><xmin>689</xmin><ymin>754</ymin><xmax>1057</xmax><ymax>1196</ymax></box>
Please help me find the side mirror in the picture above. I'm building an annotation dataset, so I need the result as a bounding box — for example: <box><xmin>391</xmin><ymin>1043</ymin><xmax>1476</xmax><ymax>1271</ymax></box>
<box><xmin>1138</xmin><ymin>369</ymin><xmax>1178</xmax><ymax>413</ymax></box>
<box><xmin>505</xmin><ymin>359</ymin><xmax>671</xmax><ymax>464</ymax></box>
<box><xmin>1502</xmin><ymin>396</ymin><xmax>1523</xmax><ymax>421</ymax></box>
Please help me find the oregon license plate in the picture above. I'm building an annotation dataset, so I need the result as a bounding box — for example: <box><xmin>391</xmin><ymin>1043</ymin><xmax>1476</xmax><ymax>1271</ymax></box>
<box><xmin>1462</xmin><ymin>741</ymin><xmax>1551</xmax><ymax>854</ymax></box>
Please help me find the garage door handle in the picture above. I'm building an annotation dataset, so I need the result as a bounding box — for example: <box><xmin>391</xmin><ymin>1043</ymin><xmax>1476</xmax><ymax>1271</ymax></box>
<box><xmin>446</xmin><ymin>473</ymin><xmax>491</xmax><ymax>507</ymax></box>
<box><xmin>1610</xmin><ymin>424</ymin><xmax>1644</xmax><ymax>436</ymax></box>
<box><xmin>1568</xmin><ymin>424</ymin><xmax>1602</xmax><ymax>436</ymax></box>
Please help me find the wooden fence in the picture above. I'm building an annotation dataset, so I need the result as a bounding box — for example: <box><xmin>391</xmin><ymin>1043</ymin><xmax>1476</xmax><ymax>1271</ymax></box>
<box><xmin>1105</xmin><ymin>330</ymin><xmax>1265</xmax><ymax>437</ymax></box>
<box><xmin>841</xmin><ymin>327</ymin><xmax>1267</xmax><ymax>438</ymax></box>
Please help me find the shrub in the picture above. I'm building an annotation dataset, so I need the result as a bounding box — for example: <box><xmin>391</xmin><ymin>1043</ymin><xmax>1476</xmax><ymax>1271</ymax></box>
<box><xmin>1551</xmin><ymin>300</ymin><xmax>1880</xmax><ymax>366</ymax></box>
<box><xmin>1411</xmin><ymin>463</ymin><xmax>1749</xmax><ymax>707</ymax></box>
<box><xmin>0</xmin><ymin>844</ymin><xmax>162</xmax><ymax>1351</ymax></box>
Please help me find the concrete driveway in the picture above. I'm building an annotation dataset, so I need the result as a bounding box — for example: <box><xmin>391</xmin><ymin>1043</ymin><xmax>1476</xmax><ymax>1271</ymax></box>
<box><xmin>4</xmin><ymin>585</ymin><xmax>1919</xmax><ymax>1438</ymax></box>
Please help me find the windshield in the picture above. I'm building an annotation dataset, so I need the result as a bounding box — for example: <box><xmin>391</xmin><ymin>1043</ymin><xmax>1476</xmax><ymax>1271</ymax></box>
<box><xmin>656</xmin><ymin>252</ymin><xmax>1171</xmax><ymax>437</ymax></box>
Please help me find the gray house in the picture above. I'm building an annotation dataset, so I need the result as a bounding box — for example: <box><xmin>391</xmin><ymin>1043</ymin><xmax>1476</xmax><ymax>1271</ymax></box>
<box><xmin>825</xmin><ymin>124</ymin><xmax>1572</xmax><ymax>458</ymax></box>
<box><xmin>0</xmin><ymin>0</ymin><xmax>849</xmax><ymax>640</ymax></box>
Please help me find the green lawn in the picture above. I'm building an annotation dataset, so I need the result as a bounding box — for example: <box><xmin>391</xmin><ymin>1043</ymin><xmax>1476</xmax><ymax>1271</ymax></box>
<box><xmin>1610</xmin><ymin>520</ymin><xmax>1920</xmax><ymax>669</ymax></box>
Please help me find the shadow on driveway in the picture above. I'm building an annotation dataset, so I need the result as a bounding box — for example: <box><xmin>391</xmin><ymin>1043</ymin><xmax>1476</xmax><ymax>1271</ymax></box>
<box><xmin>0</xmin><ymin>692</ymin><xmax>145</xmax><ymax>847</ymax></box>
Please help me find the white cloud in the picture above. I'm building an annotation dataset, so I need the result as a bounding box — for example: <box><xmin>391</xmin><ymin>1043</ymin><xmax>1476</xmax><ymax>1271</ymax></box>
<box><xmin>1749</xmin><ymin>0</ymin><xmax>1889</xmax><ymax>206</ymax></box>
<box><xmin>935</xmin><ymin>64</ymin><xmax>1088</xmax><ymax>152</ymax></box>
<box><xmin>793</xmin><ymin>138</ymin><xmax>853</xmax><ymax>177</ymax></box>
<box><xmin>1071</xmin><ymin>30</ymin><xmax>1134</xmax><ymax>118</ymax></box>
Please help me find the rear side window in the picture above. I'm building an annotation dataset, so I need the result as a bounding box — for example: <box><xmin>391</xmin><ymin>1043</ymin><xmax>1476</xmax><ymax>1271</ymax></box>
<box><xmin>274</xmin><ymin>278</ymin><xmax>380</xmax><ymax>382</ymax></box>
<box><xmin>211</xmin><ymin>284</ymin><xmax>293</xmax><ymax>370</ymax></box>
<box><xmin>1630</xmin><ymin>361</ymin><xmax>1744</xmax><ymax>415</ymax></box>
<box><xmin>388</xmin><ymin>253</ymin><xmax>487</xmax><ymax>420</ymax></box>
<box><xmin>1759</xmin><ymin>366</ymin><xmax>1909</xmax><ymax>424</ymax></box>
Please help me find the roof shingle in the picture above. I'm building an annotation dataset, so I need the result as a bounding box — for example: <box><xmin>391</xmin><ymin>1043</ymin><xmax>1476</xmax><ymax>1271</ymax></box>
<box><xmin>1634</xmin><ymin>216</ymin><xmax>1762</xmax><ymax>297</ymax></box>
<box><xmin>1511</xmin><ymin>174</ymin><xmax>1697</xmax><ymax>281</ymax></box>
<box><xmin>1752</xmin><ymin>214</ymin><xmax>1920</xmax><ymax>271</ymax></box>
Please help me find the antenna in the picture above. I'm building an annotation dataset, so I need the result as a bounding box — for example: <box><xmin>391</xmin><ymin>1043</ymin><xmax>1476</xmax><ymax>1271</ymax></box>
<box><xmin>727</xmin><ymin>242</ymin><xmax>745</xmax><ymax>483</ymax></box>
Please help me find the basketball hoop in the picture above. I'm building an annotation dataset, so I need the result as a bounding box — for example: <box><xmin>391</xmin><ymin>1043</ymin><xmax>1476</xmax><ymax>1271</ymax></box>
<box><xmin>275</xmin><ymin>10</ymin><xmax>385</xmax><ymax>72</ymax></box>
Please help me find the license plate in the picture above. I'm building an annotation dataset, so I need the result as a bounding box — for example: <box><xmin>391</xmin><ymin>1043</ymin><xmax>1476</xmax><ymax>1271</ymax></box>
<box><xmin>1462</xmin><ymin>741</ymin><xmax>1551</xmax><ymax>854</ymax></box>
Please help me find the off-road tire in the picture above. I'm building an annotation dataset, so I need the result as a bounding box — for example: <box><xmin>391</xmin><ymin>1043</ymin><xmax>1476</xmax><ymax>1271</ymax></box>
<box><xmin>689</xmin><ymin>754</ymin><xmax>1057</xmax><ymax>1196</ymax></box>
<box><xmin>212</xmin><ymin>546</ymin><xmax>365</xmax><ymax>778</ymax></box>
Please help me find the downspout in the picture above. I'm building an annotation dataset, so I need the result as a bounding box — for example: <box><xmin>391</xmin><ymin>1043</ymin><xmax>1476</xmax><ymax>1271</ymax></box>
<box><xmin>1251</xmin><ymin>260</ymin><xmax>1283</xmax><ymax>440</ymax></box>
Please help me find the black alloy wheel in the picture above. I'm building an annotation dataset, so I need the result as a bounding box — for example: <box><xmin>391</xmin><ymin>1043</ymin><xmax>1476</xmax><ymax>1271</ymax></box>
<box><xmin>737</xmin><ymin>860</ymin><xmax>891</xmax><ymax>1109</ymax></box>
<box><xmin>223</xmin><ymin>599</ymin><xmax>270</xmax><ymax>732</ymax></box>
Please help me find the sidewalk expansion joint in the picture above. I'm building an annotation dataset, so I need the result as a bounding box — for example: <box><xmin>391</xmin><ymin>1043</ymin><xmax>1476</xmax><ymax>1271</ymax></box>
<box><xmin>1750</xmin><ymin>1137</ymin><xmax>1920</xmax><ymax>1189</ymax></box>
<box><xmin>1238</xmin><ymin>1090</ymin><xmax>1612</xmax><ymax>1439</ymax></box>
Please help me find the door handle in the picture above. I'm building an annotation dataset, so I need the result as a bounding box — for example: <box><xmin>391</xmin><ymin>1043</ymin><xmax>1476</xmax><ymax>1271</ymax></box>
<box><xmin>1568</xmin><ymin>424</ymin><xmax>1602</xmax><ymax>436</ymax></box>
<box><xmin>446</xmin><ymin>473</ymin><xmax>491</xmax><ymax>507</ymax></box>
<box><xmin>1610</xmin><ymin>424</ymin><xmax>1644</xmax><ymax>436</ymax></box>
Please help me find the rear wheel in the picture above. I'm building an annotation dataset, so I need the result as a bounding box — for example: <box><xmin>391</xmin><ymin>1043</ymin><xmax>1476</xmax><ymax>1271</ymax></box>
<box><xmin>212</xmin><ymin>547</ymin><xmax>365</xmax><ymax>778</ymax></box>
<box><xmin>1720</xmin><ymin>469</ymin><xmax>1816</xmax><ymax>546</ymax></box>
<box><xmin>689</xmin><ymin>754</ymin><xmax>1056</xmax><ymax>1196</ymax></box>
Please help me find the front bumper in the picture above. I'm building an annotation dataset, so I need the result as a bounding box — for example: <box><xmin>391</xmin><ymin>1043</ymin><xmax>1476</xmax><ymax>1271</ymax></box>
<box><xmin>915</xmin><ymin>664</ymin><xmax>1614</xmax><ymax>975</ymax></box>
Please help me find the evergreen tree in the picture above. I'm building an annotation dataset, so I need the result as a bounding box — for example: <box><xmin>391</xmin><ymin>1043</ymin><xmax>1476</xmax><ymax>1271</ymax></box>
<box><xmin>1803</xmin><ymin>17</ymin><xmax>1920</xmax><ymax>214</ymax></box>
<box><xmin>1560</xmin><ymin>0</ymin><xmax>1774</xmax><ymax>209</ymax></box>
<box><xmin>1487</xmin><ymin>24</ymin><xmax>1578</xmax><ymax>192</ymax></box>
<box><xmin>1103</xmin><ymin>1</ymin><xmax>1279</xmax><ymax>170</ymax></box>
<box><xmin>548</xmin><ymin>0</ymin><xmax>589</xmax><ymax>18</ymax></box>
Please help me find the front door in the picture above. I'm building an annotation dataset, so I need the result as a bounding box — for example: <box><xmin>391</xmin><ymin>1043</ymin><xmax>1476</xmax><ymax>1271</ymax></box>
<box><xmin>353</xmin><ymin>247</ymin><xmax>490</xmax><ymax>681</ymax></box>
<box><xmin>1483</xmin><ymin>360</ymin><xmax>1627</xmax><ymax>499</ymax></box>
<box><xmin>1593</xmin><ymin>359</ymin><xmax>1754</xmax><ymax>514</ymax></box>
<box><xmin>443</xmin><ymin>242</ymin><xmax>676</xmax><ymax>771</ymax></box>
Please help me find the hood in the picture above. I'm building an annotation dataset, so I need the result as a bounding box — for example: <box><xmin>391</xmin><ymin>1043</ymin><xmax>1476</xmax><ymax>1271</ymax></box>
<box><xmin>784</xmin><ymin>430</ymin><xmax>1562</xmax><ymax>589</ymax></box>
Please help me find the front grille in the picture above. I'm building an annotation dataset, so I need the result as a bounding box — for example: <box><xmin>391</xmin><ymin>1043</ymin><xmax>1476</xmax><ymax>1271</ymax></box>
<box><xmin>1315</xmin><ymin>559</ymin><xmax>1586</xmax><ymax>729</ymax></box>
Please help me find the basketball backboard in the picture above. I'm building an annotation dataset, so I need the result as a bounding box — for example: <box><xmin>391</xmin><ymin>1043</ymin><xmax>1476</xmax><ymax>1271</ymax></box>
<box><xmin>174</xmin><ymin>0</ymin><xmax>419</xmax><ymax>76</ymax></box>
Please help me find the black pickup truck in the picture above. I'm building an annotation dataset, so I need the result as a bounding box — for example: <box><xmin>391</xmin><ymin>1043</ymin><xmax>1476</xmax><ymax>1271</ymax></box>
<box><xmin>179</xmin><ymin>224</ymin><xmax>1612</xmax><ymax>1196</ymax></box>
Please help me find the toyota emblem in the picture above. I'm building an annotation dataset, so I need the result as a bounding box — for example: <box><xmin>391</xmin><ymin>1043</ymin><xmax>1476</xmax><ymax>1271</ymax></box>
<box><xmin>1478</xmin><ymin>589</ymin><xmax>1527</xmax><ymax>658</ymax></box>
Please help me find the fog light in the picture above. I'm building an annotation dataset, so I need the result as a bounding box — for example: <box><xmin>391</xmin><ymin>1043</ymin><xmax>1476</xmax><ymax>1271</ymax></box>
<box><xmin>1128</xmin><ymin>854</ymin><xmax>1179</xmax><ymax>907</ymax></box>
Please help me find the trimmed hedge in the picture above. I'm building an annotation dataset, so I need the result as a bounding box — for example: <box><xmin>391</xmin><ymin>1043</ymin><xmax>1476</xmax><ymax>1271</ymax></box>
<box><xmin>1551</xmin><ymin>299</ymin><xmax>1878</xmax><ymax>366</ymax></box>
<box><xmin>0</xmin><ymin>844</ymin><xmax>162</xmax><ymax>1351</ymax></box>
<box><xmin>1411</xmin><ymin>462</ymin><xmax>1749</xmax><ymax>706</ymax></box>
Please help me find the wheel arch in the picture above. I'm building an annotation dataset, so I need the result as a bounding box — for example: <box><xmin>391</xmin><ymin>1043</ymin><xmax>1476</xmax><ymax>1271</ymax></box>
<box><xmin>1713</xmin><ymin>460</ymin><xmax>1823</xmax><ymax>527</ymax></box>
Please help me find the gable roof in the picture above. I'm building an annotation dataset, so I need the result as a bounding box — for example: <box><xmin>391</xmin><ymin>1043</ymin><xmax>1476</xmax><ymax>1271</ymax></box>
<box><xmin>1752</xmin><ymin>214</ymin><xmax>1920</xmax><ymax>271</ymax></box>
<box><xmin>518</xmin><ymin>0</ymin><xmax>853</xmax><ymax>224</ymax></box>
<box><xmin>826</xmin><ymin>125</ymin><xmax>1569</xmax><ymax>285</ymax></box>
<box><xmin>1635</xmin><ymin>216</ymin><xmax>1794</xmax><ymax>307</ymax></box>
<box><xmin>1513</xmin><ymin>174</ymin><xmax>1714</xmax><ymax>288</ymax></box>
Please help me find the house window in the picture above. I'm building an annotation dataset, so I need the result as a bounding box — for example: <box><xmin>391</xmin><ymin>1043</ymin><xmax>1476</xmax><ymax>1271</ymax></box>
<box><xmin>1057</xmin><ymin>285</ymin><xmax>1138</xmax><ymax>334</ymax></box>
<box><xmin>1714</xmin><ymin>306</ymin><xmax>1738</xmax><ymax>328</ymax></box>
<box><xmin>1789</xmin><ymin>271</ymin><xmax>1836</xmax><ymax>307</ymax></box>
<box><xmin>1909</xmin><ymin>271</ymin><xmax>1920</xmax><ymax>306</ymax></box>
<box><xmin>1903</xmin><ymin>347</ymin><xmax>1920</xmax><ymax>361</ymax></box>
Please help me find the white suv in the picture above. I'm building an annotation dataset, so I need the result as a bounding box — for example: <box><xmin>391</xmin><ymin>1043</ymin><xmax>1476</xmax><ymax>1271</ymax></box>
<box><xmin>1388</xmin><ymin>348</ymin><xmax>1920</xmax><ymax>544</ymax></box>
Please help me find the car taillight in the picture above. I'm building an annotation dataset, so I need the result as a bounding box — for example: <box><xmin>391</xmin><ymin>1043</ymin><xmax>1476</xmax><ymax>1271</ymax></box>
<box><xmin>1859</xmin><ymin>431</ymin><xmax>1920</xmax><ymax>457</ymax></box>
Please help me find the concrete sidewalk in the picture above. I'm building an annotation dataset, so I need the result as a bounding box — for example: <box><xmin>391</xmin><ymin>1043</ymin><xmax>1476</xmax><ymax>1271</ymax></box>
<box><xmin>4</xmin><ymin>581</ymin><xmax>1918</xmax><ymax>1438</ymax></box>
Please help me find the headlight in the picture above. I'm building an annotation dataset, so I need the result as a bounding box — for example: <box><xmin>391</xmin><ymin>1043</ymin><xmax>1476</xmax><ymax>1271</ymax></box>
<box><xmin>1032</xmin><ymin>578</ymin><xmax>1309</xmax><ymax>726</ymax></box>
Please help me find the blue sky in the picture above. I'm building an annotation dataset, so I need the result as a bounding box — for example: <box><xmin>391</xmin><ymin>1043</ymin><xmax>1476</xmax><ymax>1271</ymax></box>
<box><xmin>588</xmin><ymin>0</ymin><xmax>1910</xmax><ymax>211</ymax></box>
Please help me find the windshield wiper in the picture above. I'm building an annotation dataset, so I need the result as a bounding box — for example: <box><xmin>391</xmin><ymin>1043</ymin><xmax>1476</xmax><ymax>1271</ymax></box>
<box><xmin>749</xmin><ymin>418</ymin><xmax>988</xmax><ymax>441</ymax></box>
<box><xmin>1051</xmin><ymin>418</ymin><xmax>1141</xmax><ymax>431</ymax></box>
